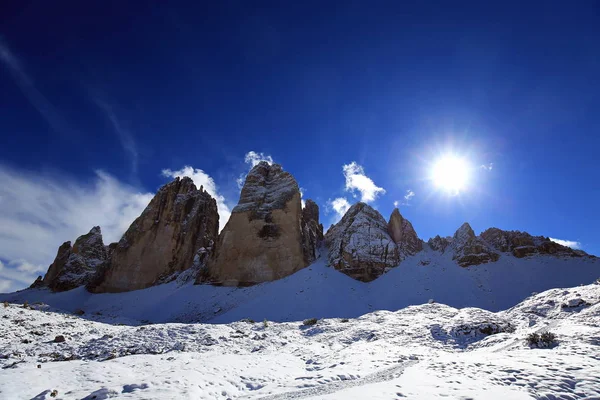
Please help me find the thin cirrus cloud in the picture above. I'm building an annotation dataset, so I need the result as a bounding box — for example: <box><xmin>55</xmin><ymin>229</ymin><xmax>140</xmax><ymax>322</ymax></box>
<box><xmin>161</xmin><ymin>166</ymin><xmax>232</xmax><ymax>231</ymax></box>
<box><xmin>342</xmin><ymin>161</ymin><xmax>386</xmax><ymax>203</ymax></box>
<box><xmin>481</xmin><ymin>163</ymin><xmax>493</xmax><ymax>171</ymax></box>
<box><xmin>0</xmin><ymin>37</ymin><xmax>73</xmax><ymax>138</ymax></box>
<box><xmin>237</xmin><ymin>151</ymin><xmax>274</xmax><ymax>189</ymax></box>
<box><xmin>93</xmin><ymin>99</ymin><xmax>139</xmax><ymax>177</ymax></box>
<box><xmin>0</xmin><ymin>165</ymin><xmax>153</xmax><ymax>293</ymax></box>
<box><xmin>404</xmin><ymin>190</ymin><xmax>415</xmax><ymax>201</ymax></box>
<box><xmin>549</xmin><ymin>238</ymin><xmax>582</xmax><ymax>250</ymax></box>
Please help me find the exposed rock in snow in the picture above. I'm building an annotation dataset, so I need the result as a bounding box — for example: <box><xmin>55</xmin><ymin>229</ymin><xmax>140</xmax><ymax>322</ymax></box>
<box><xmin>387</xmin><ymin>208</ymin><xmax>422</xmax><ymax>257</ymax></box>
<box><xmin>481</xmin><ymin>227</ymin><xmax>589</xmax><ymax>259</ymax></box>
<box><xmin>203</xmin><ymin>162</ymin><xmax>306</xmax><ymax>286</ymax></box>
<box><xmin>31</xmin><ymin>227</ymin><xmax>108</xmax><ymax>292</ymax></box>
<box><xmin>449</xmin><ymin>223</ymin><xmax>500</xmax><ymax>267</ymax></box>
<box><xmin>428</xmin><ymin>235</ymin><xmax>451</xmax><ymax>253</ymax></box>
<box><xmin>88</xmin><ymin>177</ymin><xmax>219</xmax><ymax>293</ymax></box>
<box><xmin>301</xmin><ymin>199</ymin><xmax>323</xmax><ymax>264</ymax></box>
<box><xmin>325</xmin><ymin>202</ymin><xmax>400</xmax><ymax>282</ymax></box>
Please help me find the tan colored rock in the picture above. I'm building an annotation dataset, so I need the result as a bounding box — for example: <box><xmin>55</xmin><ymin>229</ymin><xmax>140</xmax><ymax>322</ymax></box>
<box><xmin>89</xmin><ymin>177</ymin><xmax>219</xmax><ymax>293</ymax></box>
<box><xmin>202</xmin><ymin>162</ymin><xmax>306</xmax><ymax>286</ymax></box>
<box><xmin>387</xmin><ymin>208</ymin><xmax>422</xmax><ymax>256</ymax></box>
<box><xmin>325</xmin><ymin>202</ymin><xmax>400</xmax><ymax>282</ymax></box>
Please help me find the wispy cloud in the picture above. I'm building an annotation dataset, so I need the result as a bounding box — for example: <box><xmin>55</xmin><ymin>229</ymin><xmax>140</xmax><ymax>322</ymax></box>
<box><xmin>393</xmin><ymin>200</ymin><xmax>399</xmax><ymax>208</ymax></box>
<box><xmin>0</xmin><ymin>165</ymin><xmax>153</xmax><ymax>293</ymax></box>
<box><xmin>0</xmin><ymin>37</ymin><xmax>73</xmax><ymax>138</ymax></box>
<box><xmin>161</xmin><ymin>166</ymin><xmax>231</xmax><ymax>231</ymax></box>
<box><xmin>480</xmin><ymin>163</ymin><xmax>493</xmax><ymax>171</ymax></box>
<box><xmin>404</xmin><ymin>190</ymin><xmax>415</xmax><ymax>201</ymax></box>
<box><xmin>237</xmin><ymin>151</ymin><xmax>275</xmax><ymax>189</ymax></box>
<box><xmin>93</xmin><ymin>99</ymin><xmax>139</xmax><ymax>176</ymax></box>
<box><xmin>549</xmin><ymin>238</ymin><xmax>582</xmax><ymax>250</ymax></box>
<box><xmin>342</xmin><ymin>161</ymin><xmax>385</xmax><ymax>203</ymax></box>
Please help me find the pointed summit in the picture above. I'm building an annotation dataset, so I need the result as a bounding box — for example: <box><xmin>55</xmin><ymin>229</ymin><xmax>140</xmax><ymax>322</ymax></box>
<box><xmin>450</xmin><ymin>222</ymin><xmax>499</xmax><ymax>267</ymax></box>
<box><xmin>89</xmin><ymin>177</ymin><xmax>219</xmax><ymax>293</ymax></box>
<box><xmin>203</xmin><ymin>162</ymin><xmax>309</xmax><ymax>286</ymax></box>
<box><xmin>325</xmin><ymin>202</ymin><xmax>400</xmax><ymax>282</ymax></box>
<box><xmin>387</xmin><ymin>208</ymin><xmax>423</xmax><ymax>256</ymax></box>
<box><xmin>33</xmin><ymin>226</ymin><xmax>109</xmax><ymax>292</ymax></box>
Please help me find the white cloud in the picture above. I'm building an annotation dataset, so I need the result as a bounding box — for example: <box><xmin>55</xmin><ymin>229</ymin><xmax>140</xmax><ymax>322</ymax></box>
<box><xmin>404</xmin><ymin>190</ymin><xmax>415</xmax><ymax>201</ymax></box>
<box><xmin>161</xmin><ymin>166</ymin><xmax>231</xmax><ymax>232</ymax></box>
<box><xmin>481</xmin><ymin>163</ymin><xmax>493</xmax><ymax>171</ymax></box>
<box><xmin>0</xmin><ymin>166</ymin><xmax>153</xmax><ymax>293</ymax></box>
<box><xmin>244</xmin><ymin>151</ymin><xmax>273</xmax><ymax>167</ymax></box>
<box><xmin>328</xmin><ymin>197</ymin><xmax>351</xmax><ymax>222</ymax></box>
<box><xmin>393</xmin><ymin>200</ymin><xmax>399</xmax><ymax>208</ymax></box>
<box><xmin>342</xmin><ymin>161</ymin><xmax>385</xmax><ymax>203</ymax></box>
<box><xmin>549</xmin><ymin>238</ymin><xmax>582</xmax><ymax>250</ymax></box>
<box><xmin>238</xmin><ymin>151</ymin><xmax>275</xmax><ymax>189</ymax></box>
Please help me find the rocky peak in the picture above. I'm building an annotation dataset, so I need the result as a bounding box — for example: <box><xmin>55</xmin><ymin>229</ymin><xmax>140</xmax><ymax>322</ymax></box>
<box><xmin>324</xmin><ymin>202</ymin><xmax>400</xmax><ymax>282</ymax></box>
<box><xmin>88</xmin><ymin>177</ymin><xmax>219</xmax><ymax>293</ymax></box>
<box><xmin>202</xmin><ymin>163</ymin><xmax>306</xmax><ymax>286</ymax></box>
<box><xmin>387</xmin><ymin>208</ymin><xmax>423</xmax><ymax>256</ymax></box>
<box><xmin>449</xmin><ymin>223</ymin><xmax>499</xmax><ymax>267</ymax></box>
<box><xmin>301</xmin><ymin>199</ymin><xmax>323</xmax><ymax>264</ymax></box>
<box><xmin>234</xmin><ymin>162</ymin><xmax>299</xmax><ymax>218</ymax></box>
<box><xmin>33</xmin><ymin>227</ymin><xmax>109</xmax><ymax>292</ymax></box>
<box><xmin>453</xmin><ymin>222</ymin><xmax>476</xmax><ymax>246</ymax></box>
<box><xmin>480</xmin><ymin>227</ymin><xmax>587</xmax><ymax>259</ymax></box>
<box><xmin>428</xmin><ymin>235</ymin><xmax>451</xmax><ymax>253</ymax></box>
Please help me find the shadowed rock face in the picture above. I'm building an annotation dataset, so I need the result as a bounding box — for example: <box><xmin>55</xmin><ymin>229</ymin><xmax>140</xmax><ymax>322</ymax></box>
<box><xmin>32</xmin><ymin>227</ymin><xmax>108</xmax><ymax>292</ymax></box>
<box><xmin>450</xmin><ymin>223</ymin><xmax>500</xmax><ymax>267</ymax></box>
<box><xmin>325</xmin><ymin>202</ymin><xmax>400</xmax><ymax>282</ymax></box>
<box><xmin>88</xmin><ymin>177</ymin><xmax>219</xmax><ymax>293</ymax></box>
<box><xmin>481</xmin><ymin>228</ymin><xmax>588</xmax><ymax>258</ymax></box>
<box><xmin>202</xmin><ymin>162</ymin><xmax>307</xmax><ymax>286</ymax></box>
<box><xmin>388</xmin><ymin>208</ymin><xmax>423</xmax><ymax>256</ymax></box>
<box><xmin>428</xmin><ymin>235</ymin><xmax>451</xmax><ymax>253</ymax></box>
<box><xmin>301</xmin><ymin>200</ymin><xmax>324</xmax><ymax>264</ymax></box>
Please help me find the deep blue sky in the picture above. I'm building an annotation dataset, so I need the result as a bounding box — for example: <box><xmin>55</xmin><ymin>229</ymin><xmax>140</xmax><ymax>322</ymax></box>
<box><xmin>1</xmin><ymin>0</ymin><xmax>599</xmax><ymax>266</ymax></box>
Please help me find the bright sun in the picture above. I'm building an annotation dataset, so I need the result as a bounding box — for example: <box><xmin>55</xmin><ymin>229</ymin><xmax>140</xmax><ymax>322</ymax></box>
<box><xmin>431</xmin><ymin>155</ymin><xmax>471</xmax><ymax>195</ymax></box>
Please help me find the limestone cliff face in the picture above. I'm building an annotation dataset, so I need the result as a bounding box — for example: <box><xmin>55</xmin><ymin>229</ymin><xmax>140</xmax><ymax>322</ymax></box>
<box><xmin>481</xmin><ymin>228</ymin><xmax>588</xmax><ymax>258</ymax></box>
<box><xmin>387</xmin><ymin>208</ymin><xmax>423</xmax><ymax>257</ymax></box>
<box><xmin>449</xmin><ymin>223</ymin><xmax>500</xmax><ymax>267</ymax></box>
<box><xmin>202</xmin><ymin>162</ymin><xmax>307</xmax><ymax>286</ymax></box>
<box><xmin>325</xmin><ymin>202</ymin><xmax>400</xmax><ymax>282</ymax></box>
<box><xmin>32</xmin><ymin>227</ymin><xmax>108</xmax><ymax>292</ymax></box>
<box><xmin>89</xmin><ymin>177</ymin><xmax>219</xmax><ymax>293</ymax></box>
<box><xmin>301</xmin><ymin>199</ymin><xmax>324</xmax><ymax>264</ymax></box>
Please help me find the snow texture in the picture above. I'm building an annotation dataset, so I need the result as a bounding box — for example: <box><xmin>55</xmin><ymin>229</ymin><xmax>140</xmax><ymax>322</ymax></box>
<box><xmin>1</xmin><ymin>279</ymin><xmax>600</xmax><ymax>399</ymax></box>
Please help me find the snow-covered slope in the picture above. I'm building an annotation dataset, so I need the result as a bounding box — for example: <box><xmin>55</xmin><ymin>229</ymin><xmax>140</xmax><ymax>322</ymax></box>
<box><xmin>1</xmin><ymin>246</ymin><xmax>598</xmax><ymax>324</ymax></box>
<box><xmin>1</xmin><ymin>281</ymin><xmax>599</xmax><ymax>399</ymax></box>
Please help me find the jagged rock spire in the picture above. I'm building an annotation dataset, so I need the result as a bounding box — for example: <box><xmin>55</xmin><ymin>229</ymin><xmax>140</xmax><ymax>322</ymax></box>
<box><xmin>388</xmin><ymin>208</ymin><xmax>423</xmax><ymax>256</ymax></box>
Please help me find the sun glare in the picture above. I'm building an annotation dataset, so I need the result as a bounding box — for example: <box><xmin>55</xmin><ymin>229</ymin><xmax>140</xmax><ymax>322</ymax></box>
<box><xmin>431</xmin><ymin>155</ymin><xmax>470</xmax><ymax>195</ymax></box>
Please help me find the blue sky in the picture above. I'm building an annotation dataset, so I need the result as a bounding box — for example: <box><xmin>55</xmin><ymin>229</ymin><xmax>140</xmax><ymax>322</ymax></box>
<box><xmin>1</xmin><ymin>2</ymin><xmax>599</xmax><ymax>292</ymax></box>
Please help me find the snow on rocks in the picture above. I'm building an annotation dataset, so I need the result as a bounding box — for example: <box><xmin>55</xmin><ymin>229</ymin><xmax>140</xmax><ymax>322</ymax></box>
<box><xmin>325</xmin><ymin>202</ymin><xmax>400</xmax><ymax>282</ymax></box>
<box><xmin>31</xmin><ymin>227</ymin><xmax>109</xmax><ymax>292</ymax></box>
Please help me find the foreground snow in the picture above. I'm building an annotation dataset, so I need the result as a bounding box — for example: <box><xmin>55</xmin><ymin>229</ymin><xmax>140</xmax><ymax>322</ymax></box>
<box><xmin>2</xmin><ymin>281</ymin><xmax>599</xmax><ymax>399</ymax></box>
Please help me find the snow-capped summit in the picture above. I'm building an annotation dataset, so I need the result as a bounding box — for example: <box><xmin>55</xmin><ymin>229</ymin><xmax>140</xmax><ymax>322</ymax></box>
<box><xmin>325</xmin><ymin>202</ymin><xmax>400</xmax><ymax>282</ymax></box>
<box><xmin>449</xmin><ymin>222</ymin><xmax>500</xmax><ymax>267</ymax></box>
<box><xmin>203</xmin><ymin>162</ymin><xmax>317</xmax><ymax>286</ymax></box>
